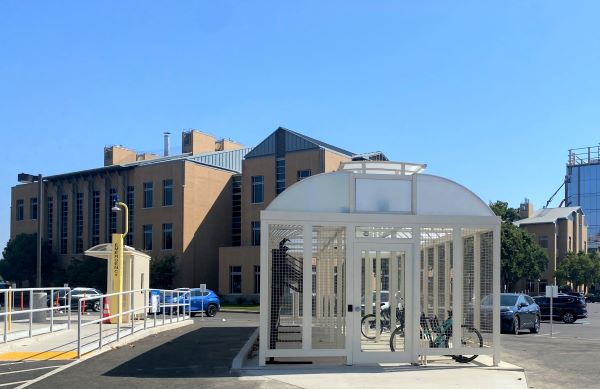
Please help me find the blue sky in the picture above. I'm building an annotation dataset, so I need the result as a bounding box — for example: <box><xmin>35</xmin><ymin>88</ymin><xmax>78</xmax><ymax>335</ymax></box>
<box><xmin>1</xmin><ymin>1</ymin><xmax>600</xmax><ymax>251</ymax></box>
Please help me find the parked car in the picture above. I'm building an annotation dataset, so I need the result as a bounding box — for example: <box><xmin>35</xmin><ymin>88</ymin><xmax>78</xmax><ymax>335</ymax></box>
<box><xmin>533</xmin><ymin>294</ymin><xmax>587</xmax><ymax>323</ymax></box>
<box><xmin>48</xmin><ymin>288</ymin><xmax>103</xmax><ymax>312</ymax></box>
<box><xmin>497</xmin><ymin>293</ymin><xmax>541</xmax><ymax>334</ymax></box>
<box><xmin>585</xmin><ymin>292</ymin><xmax>600</xmax><ymax>303</ymax></box>
<box><xmin>163</xmin><ymin>288</ymin><xmax>221</xmax><ymax>317</ymax></box>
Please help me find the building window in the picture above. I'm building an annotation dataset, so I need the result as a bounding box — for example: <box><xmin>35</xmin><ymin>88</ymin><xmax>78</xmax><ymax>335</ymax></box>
<box><xmin>297</xmin><ymin>169</ymin><xmax>311</xmax><ymax>181</ymax></box>
<box><xmin>126</xmin><ymin>186</ymin><xmax>134</xmax><ymax>246</ymax></box>
<box><xmin>231</xmin><ymin>176</ymin><xmax>241</xmax><ymax>246</ymax></box>
<box><xmin>47</xmin><ymin>196</ymin><xmax>53</xmax><ymax>248</ymax></box>
<box><xmin>254</xmin><ymin>265</ymin><xmax>260</xmax><ymax>294</ymax></box>
<box><xmin>162</xmin><ymin>223</ymin><xmax>173</xmax><ymax>250</ymax></box>
<box><xmin>162</xmin><ymin>179</ymin><xmax>173</xmax><ymax>207</ymax></box>
<box><xmin>15</xmin><ymin>199</ymin><xmax>24</xmax><ymax>221</ymax></box>
<box><xmin>143</xmin><ymin>182</ymin><xmax>153</xmax><ymax>208</ymax></box>
<box><xmin>539</xmin><ymin>235</ymin><xmax>548</xmax><ymax>249</ymax></box>
<box><xmin>276</xmin><ymin>158</ymin><xmax>285</xmax><ymax>194</ymax></box>
<box><xmin>92</xmin><ymin>191</ymin><xmax>100</xmax><ymax>246</ymax></box>
<box><xmin>60</xmin><ymin>194</ymin><xmax>68</xmax><ymax>254</ymax></box>
<box><xmin>109</xmin><ymin>188</ymin><xmax>117</xmax><ymax>234</ymax></box>
<box><xmin>143</xmin><ymin>224</ymin><xmax>153</xmax><ymax>251</ymax></box>
<box><xmin>569</xmin><ymin>236</ymin><xmax>572</xmax><ymax>251</ymax></box>
<box><xmin>251</xmin><ymin>175</ymin><xmax>264</xmax><ymax>203</ymax></box>
<box><xmin>229</xmin><ymin>266</ymin><xmax>242</xmax><ymax>294</ymax></box>
<box><xmin>75</xmin><ymin>193</ymin><xmax>84</xmax><ymax>253</ymax></box>
<box><xmin>251</xmin><ymin>221</ymin><xmax>261</xmax><ymax>246</ymax></box>
<box><xmin>30</xmin><ymin>197</ymin><xmax>38</xmax><ymax>220</ymax></box>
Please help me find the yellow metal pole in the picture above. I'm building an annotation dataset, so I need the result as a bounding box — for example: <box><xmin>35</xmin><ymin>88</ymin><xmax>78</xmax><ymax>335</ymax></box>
<box><xmin>109</xmin><ymin>201</ymin><xmax>128</xmax><ymax>324</ymax></box>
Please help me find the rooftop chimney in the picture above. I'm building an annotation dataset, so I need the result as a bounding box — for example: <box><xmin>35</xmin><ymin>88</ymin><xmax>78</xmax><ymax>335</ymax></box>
<box><xmin>519</xmin><ymin>198</ymin><xmax>534</xmax><ymax>219</ymax></box>
<box><xmin>164</xmin><ymin>132</ymin><xmax>171</xmax><ymax>156</ymax></box>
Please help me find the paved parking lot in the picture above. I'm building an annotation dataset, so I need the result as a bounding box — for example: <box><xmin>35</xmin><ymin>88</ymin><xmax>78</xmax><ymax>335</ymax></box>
<box><xmin>502</xmin><ymin>302</ymin><xmax>600</xmax><ymax>389</ymax></box>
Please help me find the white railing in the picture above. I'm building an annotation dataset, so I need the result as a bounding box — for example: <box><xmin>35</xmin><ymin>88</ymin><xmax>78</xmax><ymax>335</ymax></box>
<box><xmin>77</xmin><ymin>288</ymin><xmax>191</xmax><ymax>358</ymax></box>
<box><xmin>0</xmin><ymin>287</ymin><xmax>72</xmax><ymax>343</ymax></box>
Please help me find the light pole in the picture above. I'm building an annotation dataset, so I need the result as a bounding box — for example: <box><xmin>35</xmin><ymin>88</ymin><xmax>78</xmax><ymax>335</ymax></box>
<box><xmin>110</xmin><ymin>197</ymin><xmax>128</xmax><ymax>324</ymax></box>
<box><xmin>17</xmin><ymin>173</ymin><xmax>43</xmax><ymax>288</ymax></box>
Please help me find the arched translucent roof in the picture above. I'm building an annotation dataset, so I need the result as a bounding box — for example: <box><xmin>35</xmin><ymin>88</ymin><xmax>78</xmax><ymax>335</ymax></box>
<box><xmin>266</xmin><ymin>170</ymin><xmax>494</xmax><ymax>217</ymax></box>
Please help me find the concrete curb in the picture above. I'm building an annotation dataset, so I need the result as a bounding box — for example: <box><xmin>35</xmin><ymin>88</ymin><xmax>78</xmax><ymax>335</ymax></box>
<box><xmin>231</xmin><ymin>327</ymin><xmax>259</xmax><ymax>371</ymax></box>
<box><xmin>220</xmin><ymin>309</ymin><xmax>259</xmax><ymax>314</ymax></box>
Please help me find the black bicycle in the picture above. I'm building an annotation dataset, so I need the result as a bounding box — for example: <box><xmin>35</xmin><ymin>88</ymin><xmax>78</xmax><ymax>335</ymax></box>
<box><xmin>361</xmin><ymin>304</ymin><xmax>405</xmax><ymax>339</ymax></box>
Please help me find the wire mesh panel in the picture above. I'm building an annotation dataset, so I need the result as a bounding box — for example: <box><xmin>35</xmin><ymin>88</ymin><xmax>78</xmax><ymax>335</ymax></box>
<box><xmin>312</xmin><ymin>226</ymin><xmax>346</xmax><ymax>349</ymax></box>
<box><xmin>268</xmin><ymin>224</ymin><xmax>304</xmax><ymax>350</ymax></box>
<box><xmin>419</xmin><ymin>228</ymin><xmax>454</xmax><ymax>352</ymax></box>
<box><xmin>461</xmin><ymin>228</ymin><xmax>494</xmax><ymax>349</ymax></box>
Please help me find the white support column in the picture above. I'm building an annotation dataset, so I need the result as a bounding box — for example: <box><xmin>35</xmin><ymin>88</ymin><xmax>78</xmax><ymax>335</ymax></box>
<box><xmin>492</xmin><ymin>225</ymin><xmax>502</xmax><ymax>366</ymax></box>
<box><xmin>258</xmin><ymin>221</ymin><xmax>269</xmax><ymax>366</ymax></box>
<box><xmin>302</xmin><ymin>223</ymin><xmax>312</xmax><ymax>351</ymax></box>
<box><xmin>473</xmin><ymin>233</ymin><xmax>481</xmax><ymax>330</ymax></box>
<box><xmin>444</xmin><ymin>241</ymin><xmax>451</xmax><ymax>316</ymax></box>
<box><xmin>364</xmin><ymin>252</ymin><xmax>372</xmax><ymax>316</ymax></box>
<box><xmin>345</xmin><ymin>226</ymin><xmax>355</xmax><ymax>366</ymax></box>
<box><xmin>433</xmin><ymin>245</ymin><xmax>439</xmax><ymax>318</ymax></box>
<box><xmin>422</xmin><ymin>249</ymin><xmax>428</xmax><ymax>316</ymax></box>
<box><xmin>452</xmin><ymin>228</ymin><xmax>463</xmax><ymax>351</ymax></box>
<box><xmin>375</xmin><ymin>251</ymin><xmax>381</xmax><ymax>341</ymax></box>
<box><xmin>390</xmin><ymin>251</ymin><xmax>399</xmax><ymax>331</ymax></box>
<box><xmin>411</xmin><ymin>237</ymin><xmax>420</xmax><ymax>364</ymax></box>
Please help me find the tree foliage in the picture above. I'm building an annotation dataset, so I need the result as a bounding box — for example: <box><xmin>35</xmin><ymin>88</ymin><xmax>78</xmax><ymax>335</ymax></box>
<box><xmin>0</xmin><ymin>233</ymin><xmax>60</xmax><ymax>286</ymax></box>
<box><xmin>490</xmin><ymin>201</ymin><xmax>548</xmax><ymax>291</ymax></box>
<box><xmin>150</xmin><ymin>254</ymin><xmax>177</xmax><ymax>289</ymax></box>
<box><xmin>556</xmin><ymin>251</ymin><xmax>600</xmax><ymax>292</ymax></box>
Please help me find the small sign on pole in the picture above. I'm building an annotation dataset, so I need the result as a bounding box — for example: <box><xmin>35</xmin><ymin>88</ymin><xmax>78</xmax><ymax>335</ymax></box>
<box><xmin>546</xmin><ymin>285</ymin><xmax>558</xmax><ymax>338</ymax></box>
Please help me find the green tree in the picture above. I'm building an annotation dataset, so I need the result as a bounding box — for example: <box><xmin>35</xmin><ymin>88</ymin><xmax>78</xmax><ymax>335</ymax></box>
<box><xmin>150</xmin><ymin>254</ymin><xmax>177</xmax><ymax>289</ymax></box>
<box><xmin>556</xmin><ymin>251</ymin><xmax>600</xmax><ymax>292</ymax></box>
<box><xmin>490</xmin><ymin>201</ymin><xmax>548</xmax><ymax>291</ymax></box>
<box><xmin>0</xmin><ymin>233</ymin><xmax>60</xmax><ymax>286</ymax></box>
<box><xmin>65</xmin><ymin>256</ymin><xmax>107</xmax><ymax>291</ymax></box>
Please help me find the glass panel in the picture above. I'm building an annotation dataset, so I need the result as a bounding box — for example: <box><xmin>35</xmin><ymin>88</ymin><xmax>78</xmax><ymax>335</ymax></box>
<box><xmin>361</xmin><ymin>250</ymin><xmax>405</xmax><ymax>353</ymax></box>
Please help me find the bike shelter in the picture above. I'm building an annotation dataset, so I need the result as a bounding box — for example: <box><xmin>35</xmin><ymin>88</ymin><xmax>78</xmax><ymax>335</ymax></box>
<box><xmin>259</xmin><ymin>162</ymin><xmax>501</xmax><ymax>366</ymax></box>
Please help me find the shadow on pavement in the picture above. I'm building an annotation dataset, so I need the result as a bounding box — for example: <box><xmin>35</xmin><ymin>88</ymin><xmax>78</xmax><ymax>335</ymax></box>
<box><xmin>104</xmin><ymin>326</ymin><xmax>255</xmax><ymax>378</ymax></box>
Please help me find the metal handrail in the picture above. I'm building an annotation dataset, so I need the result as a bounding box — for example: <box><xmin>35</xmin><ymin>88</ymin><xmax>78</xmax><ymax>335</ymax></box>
<box><xmin>0</xmin><ymin>287</ymin><xmax>72</xmax><ymax>343</ymax></box>
<box><xmin>76</xmin><ymin>288</ymin><xmax>192</xmax><ymax>358</ymax></box>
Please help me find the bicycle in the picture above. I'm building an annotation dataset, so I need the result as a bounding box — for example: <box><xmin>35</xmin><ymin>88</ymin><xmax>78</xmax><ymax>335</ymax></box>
<box><xmin>389</xmin><ymin>311</ymin><xmax>483</xmax><ymax>363</ymax></box>
<box><xmin>361</xmin><ymin>302</ymin><xmax>405</xmax><ymax>339</ymax></box>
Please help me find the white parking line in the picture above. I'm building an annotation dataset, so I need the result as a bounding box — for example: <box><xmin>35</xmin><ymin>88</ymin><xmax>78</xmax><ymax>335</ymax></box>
<box><xmin>0</xmin><ymin>366</ymin><xmax>63</xmax><ymax>376</ymax></box>
<box><xmin>540</xmin><ymin>332</ymin><xmax>560</xmax><ymax>336</ymax></box>
<box><xmin>0</xmin><ymin>381</ymin><xmax>29</xmax><ymax>387</ymax></box>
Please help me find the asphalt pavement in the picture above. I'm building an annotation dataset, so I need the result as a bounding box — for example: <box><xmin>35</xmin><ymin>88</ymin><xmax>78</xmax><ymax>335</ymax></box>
<box><xmin>26</xmin><ymin>312</ymin><xmax>277</xmax><ymax>389</ymax></box>
<box><xmin>501</xmin><ymin>301</ymin><xmax>600</xmax><ymax>388</ymax></box>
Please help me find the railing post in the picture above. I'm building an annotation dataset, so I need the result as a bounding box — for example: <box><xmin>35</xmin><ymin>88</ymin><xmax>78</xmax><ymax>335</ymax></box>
<box><xmin>99</xmin><ymin>297</ymin><xmax>103</xmax><ymax>351</ymax></box>
<box><xmin>67</xmin><ymin>289</ymin><xmax>72</xmax><ymax>330</ymax></box>
<box><xmin>29</xmin><ymin>289</ymin><xmax>33</xmax><ymax>338</ymax></box>
<box><xmin>144</xmin><ymin>289</ymin><xmax>147</xmax><ymax>330</ymax></box>
<box><xmin>3</xmin><ymin>291</ymin><xmax>7</xmax><ymax>343</ymax></box>
<box><xmin>170</xmin><ymin>291</ymin><xmax>173</xmax><ymax>324</ymax></box>
<box><xmin>188</xmin><ymin>291</ymin><xmax>191</xmax><ymax>320</ymax></box>
<box><xmin>162</xmin><ymin>291</ymin><xmax>165</xmax><ymax>326</ymax></box>
<box><xmin>117</xmin><ymin>291</ymin><xmax>121</xmax><ymax>341</ymax></box>
<box><xmin>77</xmin><ymin>302</ymin><xmax>82</xmax><ymax>359</ymax></box>
<box><xmin>50</xmin><ymin>288</ymin><xmax>54</xmax><ymax>333</ymax></box>
<box><xmin>131</xmin><ymin>290</ymin><xmax>135</xmax><ymax>337</ymax></box>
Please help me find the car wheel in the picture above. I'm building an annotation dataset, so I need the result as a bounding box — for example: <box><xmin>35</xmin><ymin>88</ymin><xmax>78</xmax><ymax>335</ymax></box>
<box><xmin>512</xmin><ymin>316</ymin><xmax>520</xmax><ymax>335</ymax></box>
<box><xmin>206</xmin><ymin>304</ymin><xmax>218</xmax><ymax>317</ymax></box>
<box><xmin>562</xmin><ymin>311</ymin><xmax>576</xmax><ymax>324</ymax></box>
<box><xmin>93</xmin><ymin>301</ymin><xmax>101</xmax><ymax>312</ymax></box>
<box><xmin>530</xmin><ymin>316</ymin><xmax>540</xmax><ymax>333</ymax></box>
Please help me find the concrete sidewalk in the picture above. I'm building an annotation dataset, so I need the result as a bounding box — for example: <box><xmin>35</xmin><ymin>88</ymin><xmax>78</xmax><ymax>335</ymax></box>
<box><xmin>239</xmin><ymin>355</ymin><xmax>527</xmax><ymax>389</ymax></box>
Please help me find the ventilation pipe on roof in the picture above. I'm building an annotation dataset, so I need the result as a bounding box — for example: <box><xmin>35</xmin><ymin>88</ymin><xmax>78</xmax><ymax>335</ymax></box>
<box><xmin>164</xmin><ymin>132</ymin><xmax>171</xmax><ymax>156</ymax></box>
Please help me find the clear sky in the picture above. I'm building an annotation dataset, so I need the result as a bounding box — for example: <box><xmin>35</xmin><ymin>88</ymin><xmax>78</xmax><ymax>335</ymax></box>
<box><xmin>1</xmin><ymin>1</ymin><xmax>600</xmax><ymax>252</ymax></box>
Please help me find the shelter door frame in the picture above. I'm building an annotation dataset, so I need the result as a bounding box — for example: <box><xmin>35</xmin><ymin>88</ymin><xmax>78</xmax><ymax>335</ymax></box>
<box><xmin>349</xmin><ymin>242</ymin><xmax>417</xmax><ymax>364</ymax></box>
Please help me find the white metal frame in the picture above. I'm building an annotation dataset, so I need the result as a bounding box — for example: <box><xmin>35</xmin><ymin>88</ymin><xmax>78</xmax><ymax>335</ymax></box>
<box><xmin>259</xmin><ymin>212</ymin><xmax>501</xmax><ymax>366</ymax></box>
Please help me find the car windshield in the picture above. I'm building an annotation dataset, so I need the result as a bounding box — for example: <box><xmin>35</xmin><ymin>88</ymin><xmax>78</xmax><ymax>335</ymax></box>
<box><xmin>501</xmin><ymin>295</ymin><xmax>518</xmax><ymax>306</ymax></box>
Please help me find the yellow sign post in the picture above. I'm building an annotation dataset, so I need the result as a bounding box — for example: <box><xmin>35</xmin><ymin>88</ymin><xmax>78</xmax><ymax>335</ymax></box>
<box><xmin>109</xmin><ymin>201</ymin><xmax>128</xmax><ymax>324</ymax></box>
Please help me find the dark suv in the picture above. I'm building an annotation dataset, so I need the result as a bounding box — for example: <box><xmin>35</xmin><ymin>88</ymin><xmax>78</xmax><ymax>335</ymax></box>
<box><xmin>533</xmin><ymin>294</ymin><xmax>587</xmax><ymax>323</ymax></box>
